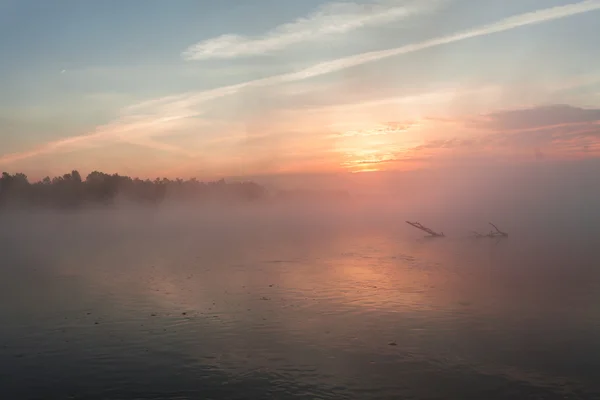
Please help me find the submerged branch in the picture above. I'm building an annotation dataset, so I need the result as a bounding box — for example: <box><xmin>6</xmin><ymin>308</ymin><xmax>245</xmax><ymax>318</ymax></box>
<box><xmin>489</xmin><ymin>222</ymin><xmax>508</xmax><ymax>237</ymax></box>
<box><xmin>471</xmin><ymin>223</ymin><xmax>508</xmax><ymax>238</ymax></box>
<box><xmin>406</xmin><ymin>221</ymin><xmax>445</xmax><ymax>237</ymax></box>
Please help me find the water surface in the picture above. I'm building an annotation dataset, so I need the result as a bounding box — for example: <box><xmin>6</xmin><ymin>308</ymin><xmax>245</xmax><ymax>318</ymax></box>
<box><xmin>1</xmin><ymin>208</ymin><xmax>600</xmax><ymax>399</ymax></box>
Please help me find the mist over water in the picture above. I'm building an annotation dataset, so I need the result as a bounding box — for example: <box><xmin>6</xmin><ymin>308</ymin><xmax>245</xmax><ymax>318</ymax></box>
<box><xmin>1</xmin><ymin>168</ymin><xmax>600</xmax><ymax>399</ymax></box>
<box><xmin>2</xmin><ymin>0</ymin><xmax>600</xmax><ymax>396</ymax></box>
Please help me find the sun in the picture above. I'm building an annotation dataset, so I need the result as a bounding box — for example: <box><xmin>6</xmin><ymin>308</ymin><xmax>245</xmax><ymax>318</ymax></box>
<box><xmin>335</xmin><ymin>121</ymin><xmax>422</xmax><ymax>173</ymax></box>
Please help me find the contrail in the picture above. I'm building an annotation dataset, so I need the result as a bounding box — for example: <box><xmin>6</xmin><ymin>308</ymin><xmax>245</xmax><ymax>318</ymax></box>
<box><xmin>2</xmin><ymin>0</ymin><xmax>599</xmax><ymax>165</ymax></box>
<box><xmin>171</xmin><ymin>0</ymin><xmax>600</xmax><ymax>98</ymax></box>
<box><xmin>278</xmin><ymin>0</ymin><xmax>600</xmax><ymax>81</ymax></box>
<box><xmin>182</xmin><ymin>0</ymin><xmax>445</xmax><ymax>60</ymax></box>
<box><xmin>0</xmin><ymin>114</ymin><xmax>196</xmax><ymax>164</ymax></box>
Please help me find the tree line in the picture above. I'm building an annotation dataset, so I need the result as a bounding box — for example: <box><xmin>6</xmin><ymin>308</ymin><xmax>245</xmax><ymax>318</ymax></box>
<box><xmin>0</xmin><ymin>170</ymin><xmax>267</xmax><ymax>209</ymax></box>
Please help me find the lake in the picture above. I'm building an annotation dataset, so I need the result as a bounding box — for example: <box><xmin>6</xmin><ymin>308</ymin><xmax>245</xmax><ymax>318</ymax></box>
<box><xmin>1</xmin><ymin>206</ymin><xmax>600</xmax><ymax>399</ymax></box>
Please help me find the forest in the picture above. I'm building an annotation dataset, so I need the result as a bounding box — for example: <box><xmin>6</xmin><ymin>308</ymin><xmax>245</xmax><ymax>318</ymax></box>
<box><xmin>0</xmin><ymin>171</ymin><xmax>267</xmax><ymax>209</ymax></box>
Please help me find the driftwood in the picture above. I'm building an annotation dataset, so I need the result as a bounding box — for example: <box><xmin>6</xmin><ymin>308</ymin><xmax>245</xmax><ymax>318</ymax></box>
<box><xmin>406</xmin><ymin>221</ymin><xmax>444</xmax><ymax>237</ymax></box>
<box><xmin>471</xmin><ymin>222</ymin><xmax>508</xmax><ymax>238</ymax></box>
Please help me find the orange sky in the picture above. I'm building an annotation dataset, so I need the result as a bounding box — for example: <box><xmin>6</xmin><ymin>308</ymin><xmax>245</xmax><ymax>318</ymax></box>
<box><xmin>1</xmin><ymin>1</ymin><xmax>600</xmax><ymax>182</ymax></box>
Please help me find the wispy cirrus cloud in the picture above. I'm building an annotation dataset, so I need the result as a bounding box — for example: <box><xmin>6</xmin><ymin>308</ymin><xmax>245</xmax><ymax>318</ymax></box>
<box><xmin>0</xmin><ymin>114</ymin><xmax>197</xmax><ymax>165</ymax></box>
<box><xmin>276</xmin><ymin>0</ymin><xmax>600</xmax><ymax>82</ymax></box>
<box><xmin>336</xmin><ymin>121</ymin><xmax>418</xmax><ymax>137</ymax></box>
<box><xmin>411</xmin><ymin>104</ymin><xmax>600</xmax><ymax>160</ymax></box>
<box><xmin>3</xmin><ymin>0</ymin><xmax>600</xmax><ymax>167</ymax></box>
<box><xmin>157</xmin><ymin>0</ymin><xmax>600</xmax><ymax>114</ymax></box>
<box><xmin>181</xmin><ymin>0</ymin><xmax>445</xmax><ymax>60</ymax></box>
<box><xmin>469</xmin><ymin>104</ymin><xmax>600</xmax><ymax>131</ymax></box>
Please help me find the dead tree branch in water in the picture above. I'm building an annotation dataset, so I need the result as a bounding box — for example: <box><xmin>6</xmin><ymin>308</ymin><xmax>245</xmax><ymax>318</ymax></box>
<box><xmin>406</xmin><ymin>221</ymin><xmax>445</xmax><ymax>237</ymax></box>
<box><xmin>471</xmin><ymin>222</ymin><xmax>508</xmax><ymax>238</ymax></box>
<box><xmin>489</xmin><ymin>222</ymin><xmax>508</xmax><ymax>237</ymax></box>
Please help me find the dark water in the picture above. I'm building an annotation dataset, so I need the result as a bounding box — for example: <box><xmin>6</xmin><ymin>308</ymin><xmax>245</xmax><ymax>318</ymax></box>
<box><xmin>2</xmin><ymin>208</ymin><xmax>600</xmax><ymax>399</ymax></box>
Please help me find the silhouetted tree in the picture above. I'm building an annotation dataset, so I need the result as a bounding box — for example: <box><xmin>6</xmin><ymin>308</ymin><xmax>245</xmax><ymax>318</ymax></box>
<box><xmin>71</xmin><ymin>170</ymin><xmax>82</xmax><ymax>184</ymax></box>
<box><xmin>0</xmin><ymin>169</ymin><xmax>269</xmax><ymax>210</ymax></box>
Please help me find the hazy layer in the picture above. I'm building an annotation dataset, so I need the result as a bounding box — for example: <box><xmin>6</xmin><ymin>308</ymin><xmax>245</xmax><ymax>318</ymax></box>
<box><xmin>1</xmin><ymin>163</ymin><xmax>600</xmax><ymax>399</ymax></box>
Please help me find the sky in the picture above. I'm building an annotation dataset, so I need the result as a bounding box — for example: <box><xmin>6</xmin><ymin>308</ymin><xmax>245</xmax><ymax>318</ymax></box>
<box><xmin>1</xmin><ymin>0</ymin><xmax>600</xmax><ymax>182</ymax></box>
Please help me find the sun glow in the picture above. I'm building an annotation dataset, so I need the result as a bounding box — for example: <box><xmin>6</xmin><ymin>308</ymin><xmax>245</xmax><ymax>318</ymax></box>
<box><xmin>335</xmin><ymin>121</ymin><xmax>423</xmax><ymax>172</ymax></box>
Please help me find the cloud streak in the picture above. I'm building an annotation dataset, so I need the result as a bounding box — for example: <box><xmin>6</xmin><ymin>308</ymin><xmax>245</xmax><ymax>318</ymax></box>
<box><xmin>3</xmin><ymin>0</ymin><xmax>600</xmax><ymax>166</ymax></box>
<box><xmin>0</xmin><ymin>114</ymin><xmax>196</xmax><ymax>165</ymax></box>
<box><xmin>274</xmin><ymin>0</ymin><xmax>600</xmax><ymax>82</ymax></box>
<box><xmin>182</xmin><ymin>0</ymin><xmax>444</xmax><ymax>60</ymax></box>
<box><xmin>150</xmin><ymin>0</ymin><xmax>600</xmax><ymax>113</ymax></box>
<box><xmin>410</xmin><ymin>105</ymin><xmax>600</xmax><ymax>160</ymax></box>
